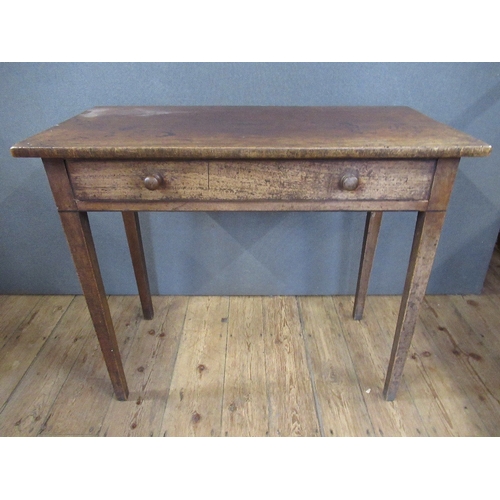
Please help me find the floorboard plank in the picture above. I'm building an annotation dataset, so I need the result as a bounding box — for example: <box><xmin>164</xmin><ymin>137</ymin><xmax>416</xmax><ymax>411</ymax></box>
<box><xmin>335</xmin><ymin>296</ymin><xmax>427</xmax><ymax>436</ymax></box>
<box><xmin>0</xmin><ymin>295</ymin><xmax>73</xmax><ymax>411</ymax></box>
<box><xmin>221</xmin><ymin>297</ymin><xmax>269</xmax><ymax>437</ymax></box>
<box><xmin>419</xmin><ymin>296</ymin><xmax>500</xmax><ymax>436</ymax></box>
<box><xmin>38</xmin><ymin>296</ymin><xmax>142</xmax><ymax>436</ymax></box>
<box><xmin>262</xmin><ymin>297</ymin><xmax>320</xmax><ymax>437</ymax></box>
<box><xmin>0</xmin><ymin>295</ymin><xmax>44</xmax><ymax>350</ymax></box>
<box><xmin>100</xmin><ymin>296</ymin><xmax>188</xmax><ymax>437</ymax></box>
<box><xmin>375</xmin><ymin>296</ymin><xmax>489</xmax><ymax>436</ymax></box>
<box><xmin>0</xmin><ymin>296</ymin><xmax>92</xmax><ymax>436</ymax></box>
<box><xmin>160</xmin><ymin>296</ymin><xmax>229</xmax><ymax>437</ymax></box>
<box><xmin>451</xmin><ymin>295</ymin><xmax>500</xmax><ymax>359</ymax></box>
<box><xmin>298</xmin><ymin>296</ymin><xmax>374</xmax><ymax>436</ymax></box>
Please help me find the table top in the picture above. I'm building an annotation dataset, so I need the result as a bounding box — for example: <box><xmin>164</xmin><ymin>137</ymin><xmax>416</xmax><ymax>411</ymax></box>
<box><xmin>11</xmin><ymin>106</ymin><xmax>491</xmax><ymax>160</ymax></box>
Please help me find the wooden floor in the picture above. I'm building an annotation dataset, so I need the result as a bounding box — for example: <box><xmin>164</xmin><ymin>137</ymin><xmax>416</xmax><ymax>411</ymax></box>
<box><xmin>1</xmin><ymin>247</ymin><xmax>500</xmax><ymax>437</ymax></box>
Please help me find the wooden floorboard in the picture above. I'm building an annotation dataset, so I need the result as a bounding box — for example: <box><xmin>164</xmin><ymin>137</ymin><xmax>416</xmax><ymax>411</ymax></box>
<box><xmin>1</xmin><ymin>246</ymin><xmax>500</xmax><ymax>437</ymax></box>
<box><xmin>338</xmin><ymin>296</ymin><xmax>428</xmax><ymax>436</ymax></box>
<box><xmin>298</xmin><ymin>296</ymin><xmax>374</xmax><ymax>436</ymax></box>
<box><xmin>221</xmin><ymin>297</ymin><xmax>269</xmax><ymax>437</ymax></box>
<box><xmin>262</xmin><ymin>296</ymin><xmax>319</xmax><ymax>436</ymax></box>
<box><xmin>100</xmin><ymin>296</ymin><xmax>188</xmax><ymax>437</ymax></box>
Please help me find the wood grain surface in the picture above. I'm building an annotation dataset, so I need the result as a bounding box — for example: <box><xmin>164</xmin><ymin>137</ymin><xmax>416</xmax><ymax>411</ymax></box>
<box><xmin>66</xmin><ymin>159</ymin><xmax>435</xmax><ymax>203</ymax></box>
<box><xmin>11</xmin><ymin>106</ymin><xmax>491</xmax><ymax>159</ymax></box>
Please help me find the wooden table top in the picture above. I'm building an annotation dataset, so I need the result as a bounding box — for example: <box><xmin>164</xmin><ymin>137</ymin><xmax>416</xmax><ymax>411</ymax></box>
<box><xmin>11</xmin><ymin>106</ymin><xmax>491</xmax><ymax>160</ymax></box>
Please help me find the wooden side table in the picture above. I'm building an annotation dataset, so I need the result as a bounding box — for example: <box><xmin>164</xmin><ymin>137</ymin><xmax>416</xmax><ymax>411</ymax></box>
<box><xmin>11</xmin><ymin>106</ymin><xmax>491</xmax><ymax>401</ymax></box>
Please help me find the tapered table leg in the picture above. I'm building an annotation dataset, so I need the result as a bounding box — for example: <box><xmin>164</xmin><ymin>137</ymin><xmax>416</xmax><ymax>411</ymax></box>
<box><xmin>59</xmin><ymin>211</ymin><xmax>129</xmax><ymax>400</ymax></box>
<box><xmin>122</xmin><ymin>212</ymin><xmax>154</xmax><ymax>320</ymax></box>
<box><xmin>383</xmin><ymin>211</ymin><xmax>446</xmax><ymax>401</ymax></box>
<box><xmin>353</xmin><ymin>211</ymin><xmax>383</xmax><ymax>320</ymax></box>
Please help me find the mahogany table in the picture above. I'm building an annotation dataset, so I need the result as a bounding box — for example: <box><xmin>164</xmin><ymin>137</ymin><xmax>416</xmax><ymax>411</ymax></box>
<box><xmin>11</xmin><ymin>106</ymin><xmax>491</xmax><ymax>401</ymax></box>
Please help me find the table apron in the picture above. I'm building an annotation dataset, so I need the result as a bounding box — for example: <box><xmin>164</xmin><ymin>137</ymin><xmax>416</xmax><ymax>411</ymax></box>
<box><xmin>72</xmin><ymin>199</ymin><xmax>430</xmax><ymax>212</ymax></box>
<box><xmin>66</xmin><ymin>159</ymin><xmax>436</xmax><ymax>207</ymax></box>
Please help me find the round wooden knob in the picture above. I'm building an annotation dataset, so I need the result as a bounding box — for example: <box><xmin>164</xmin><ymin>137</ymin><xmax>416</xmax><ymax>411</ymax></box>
<box><xmin>144</xmin><ymin>174</ymin><xmax>163</xmax><ymax>190</ymax></box>
<box><xmin>340</xmin><ymin>174</ymin><xmax>359</xmax><ymax>191</ymax></box>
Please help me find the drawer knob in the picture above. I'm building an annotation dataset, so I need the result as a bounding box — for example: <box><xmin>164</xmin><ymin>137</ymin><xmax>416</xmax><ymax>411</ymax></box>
<box><xmin>144</xmin><ymin>174</ymin><xmax>163</xmax><ymax>190</ymax></box>
<box><xmin>340</xmin><ymin>174</ymin><xmax>359</xmax><ymax>191</ymax></box>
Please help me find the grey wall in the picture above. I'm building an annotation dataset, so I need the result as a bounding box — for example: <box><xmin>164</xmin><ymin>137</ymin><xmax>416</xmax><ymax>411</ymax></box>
<box><xmin>1</xmin><ymin>62</ymin><xmax>499</xmax><ymax>295</ymax></box>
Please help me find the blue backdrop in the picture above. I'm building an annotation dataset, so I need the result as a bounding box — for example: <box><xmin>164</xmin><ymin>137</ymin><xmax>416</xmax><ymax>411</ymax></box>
<box><xmin>1</xmin><ymin>62</ymin><xmax>499</xmax><ymax>295</ymax></box>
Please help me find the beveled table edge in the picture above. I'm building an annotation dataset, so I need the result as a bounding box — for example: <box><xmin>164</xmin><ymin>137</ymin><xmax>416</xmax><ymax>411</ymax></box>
<box><xmin>10</xmin><ymin>144</ymin><xmax>492</xmax><ymax>159</ymax></box>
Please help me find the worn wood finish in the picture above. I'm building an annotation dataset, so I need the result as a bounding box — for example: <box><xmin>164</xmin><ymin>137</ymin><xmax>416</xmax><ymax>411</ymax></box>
<box><xmin>209</xmin><ymin>160</ymin><xmax>434</xmax><ymax>201</ymax></box>
<box><xmin>59</xmin><ymin>212</ymin><xmax>128</xmax><ymax>400</ymax></box>
<box><xmin>353</xmin><ymin>211</ymin><xmax>383</xmax><ymax>320</ymax></box>
<box><xmin>383</xmin><ymin>211</ymin><xmax>447</xmax><ymax>400</ymax></box>
<box><xmin>43</xmin><ymin>158</ymin><xmax>77</xmax><ymax>210</ymax></box>
<box><xmin>122</xmin><ymin>212</ymin><xmax>154</xmax><ymax>320</ymax></box>
<box><xmin>11</xmin><ymin>106</ymin><xmax>492</xmax><ymax>402</ymax></box>
<box><xmin>68</xmin><ymin>160</ymin><xmax>209</xmax><ymax>201</ymax></box>
<box><xmin>67</xmin><ymin>159</ymin><xmax>435</xmax><ymax>203</ymax></box>
<box><xmin>427</xmin><ymin>158</ymin><xmax>460</xmax><ymax>210</ymax></box>
<box><xmin>11</xmin><ymin>106</ymin><xmax>491</xmax><ymax>159</ymax></box>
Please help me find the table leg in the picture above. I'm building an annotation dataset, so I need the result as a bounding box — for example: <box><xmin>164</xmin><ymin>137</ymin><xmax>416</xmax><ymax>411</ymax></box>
<box><xmin>122</xmin><ymin>212</ymin><xmax>154</xmax><ymax>320</ymax></box>
<box><xmin>59</xmin><ymin>211</ymin><xmax>129</xmax><ymax>400</ymax></box>
<box><xmin>383</xmin><ymin>211</ymin><xmax>446</xmax><ymax>401</ymax></box>
<box><xmin>353</xmin><ymin>211</ymin><xmax>383</xmax><ymax>320</ymax></box>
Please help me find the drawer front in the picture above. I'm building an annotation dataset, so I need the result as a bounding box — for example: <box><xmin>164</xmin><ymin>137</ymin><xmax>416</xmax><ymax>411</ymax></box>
<box><xmin>208</xmin><ymin>160</ymin><xmax>435</xmax><ymax>201</ymax></box>
<box><xmin>67</xmin><ymin>160</ymin><xmax>209</xmax><ymax>201</ymax></box>
<box><xmin>67</xmin><ymin>159</ymin><xmax>435</xmax><ymax>203</ymax></box>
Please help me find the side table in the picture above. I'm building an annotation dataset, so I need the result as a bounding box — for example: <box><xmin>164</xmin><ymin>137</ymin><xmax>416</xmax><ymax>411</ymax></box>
<box><xmin>11</xmin><ymin>106</ymin><xmax>492</xmax><ymax>401</ymax></box>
